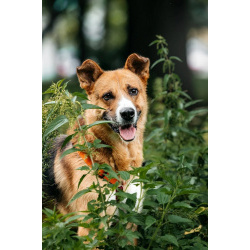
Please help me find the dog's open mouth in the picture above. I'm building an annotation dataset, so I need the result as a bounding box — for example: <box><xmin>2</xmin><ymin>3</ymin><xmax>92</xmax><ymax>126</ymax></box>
<box><xmin>108</xmin><ymin>122</ymin><xmax>137</xmax><ymax>142</ymax></box>
<box><xmin>119</xmin><ymin>124</ymin><xmax>136</xmax><ymax>141</ymax></box>
<box><xmin>102</xmin><ymin>112</ymin><xmax>138</xmax><ymax>142</ymax></box>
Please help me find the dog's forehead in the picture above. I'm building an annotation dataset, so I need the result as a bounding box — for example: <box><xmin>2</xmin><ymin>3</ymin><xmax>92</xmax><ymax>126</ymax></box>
<box><xmin>94</xmin><ymin>69</ymin><xmax>143</xmax><ymax>93</ymax></box>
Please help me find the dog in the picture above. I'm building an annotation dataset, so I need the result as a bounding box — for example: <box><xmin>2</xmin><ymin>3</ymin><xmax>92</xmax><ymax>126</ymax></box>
<box><xmin>47</xmin><ymin>53</ymin><xmax>150</xmax><ymax>238</ymax></box>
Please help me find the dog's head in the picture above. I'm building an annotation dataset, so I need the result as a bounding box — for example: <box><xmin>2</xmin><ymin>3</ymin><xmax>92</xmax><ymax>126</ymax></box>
<box><xmin>76</xmin><ymin>53</ymin><xmax>150</xmax><ymax>142</ymax></box>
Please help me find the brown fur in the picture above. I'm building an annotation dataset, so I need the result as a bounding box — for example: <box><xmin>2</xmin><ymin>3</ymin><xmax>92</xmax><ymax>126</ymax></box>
<box><xmin>51</xmin><ymin>53</ymin><xmax>150</xmax><ymax>238</ymax></box>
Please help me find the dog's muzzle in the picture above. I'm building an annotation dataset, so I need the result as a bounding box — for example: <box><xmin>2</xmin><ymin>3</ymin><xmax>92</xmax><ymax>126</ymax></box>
<box><xmin>102</xmin><ymin>110</ymin><xmax>141</xmax><ymax>142</ymax></box>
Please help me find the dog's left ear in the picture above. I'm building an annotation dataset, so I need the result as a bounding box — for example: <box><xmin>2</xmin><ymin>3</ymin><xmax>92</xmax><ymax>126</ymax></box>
<box><xmin>124</xmin><ymin>53</ymin><xmax>150</xmax><ymax>84</ymax></box>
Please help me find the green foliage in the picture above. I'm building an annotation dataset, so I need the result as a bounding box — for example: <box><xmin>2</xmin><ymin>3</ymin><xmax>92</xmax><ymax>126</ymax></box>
<box><xmin>42</xmin><ymin>36</ymin><xmax>208</xmax><ymax>249</ymax></box>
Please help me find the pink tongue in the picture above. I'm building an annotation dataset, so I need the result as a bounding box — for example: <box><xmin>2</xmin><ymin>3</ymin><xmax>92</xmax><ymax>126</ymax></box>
<box><xmin>119</xmin><ymin>126</ymin><xmax>136</xmax><ymax>141</ymax></box>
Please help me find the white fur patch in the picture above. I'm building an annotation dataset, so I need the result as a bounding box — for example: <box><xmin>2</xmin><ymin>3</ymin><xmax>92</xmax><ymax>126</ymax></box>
<box><xmin>116</xmin><ymin>96</ymin><xmax>137</xmax><ymax>124</ymax></box>
<box><xmin>126</xmin><ymin>181</ymin><xmax>144</xmax><ymax>213</ymax></box>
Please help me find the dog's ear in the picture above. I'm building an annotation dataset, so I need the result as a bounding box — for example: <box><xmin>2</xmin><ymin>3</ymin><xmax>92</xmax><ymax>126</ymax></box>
<box><xmin>76</xmin><ymin>59</ymin><xmax>104</xmax><ymax>94</ymax></box>
<box><xmin>124</xmin><ymin>53</ymin><xmax>150</xmax><ymax>83</ymax></box>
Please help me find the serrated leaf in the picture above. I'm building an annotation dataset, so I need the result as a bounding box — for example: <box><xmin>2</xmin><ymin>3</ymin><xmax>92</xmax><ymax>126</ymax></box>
<box><xmin>81</xmin><ymin>103</ymin><xmax>104</xmax><ymax>110</ymax></box>
<box><xmin>172</xmin><ymin>201</ymin><xmax>192</xmax><ymax>209</ymax></box>
<box><xmin>60</xmin><ymin>147</ymin><xmax>80</xmax><ymax>159</ymax></box>
<box><xmin>66</xmin><ymin>214</ymin><xmax>85</xmax><ymax>223</ymax></box>
<box><xmin>169</xmin><ymin>56</ymin><xmax>182</xmax><ymax>62</ymax></box>
<box><xmin>42</xmin><ymin>208</ymin><xmax>54</xmax><ymax>217</ymax></box>
<box><xmin>116</xmin><ymin>191</ymin><xmax>136</xmax><ymax>201</ymax></box>
<box><xmin>61</xmin><ymin>133</ymin><xmax>77</xmax><ymax>149</ymax></box>
<box><xmin>94</xmin><ymin>143</ymin><xmax>112</xmax><ymax>149</ymax></box>
<box><xmin>86</xmin><ymin>120</ymin><xmax>113</xmax><ymax>129</ymax></box>
<box><xmin>72</xmin><ymin>91</ymin><xmax>88</xmax><ymax>100</ymax></box>
<box><xmin>68</xmin><ymin>189</ymin><xmax>90</xmax><ymax>205</ymax></box>
<box><xmin>168</xmin><ymin>215</ymin><xmax>192</xmax><ymax>223</ymax></box>
<box><xmin>161</xmin><ymin>234</ymin><xmax>179</xmax><ymax>247</ymax></box>
<box><xmin>115</xmin><ymin>203</ymin><xmax>132</xmax><ymax>212</ymax></box>
<box><xmin>132</xmin><ymin>178</ymin><xmax>149</xmax><ymax>183</ymax></box>
<box><xmin>176</xmin><ymin>90</ymin><xmax>192</xmax><ymax>100</ymax></box>
<box><xmin>43</xmin><ymin>115</ymin><xmax>68</xmax><ymax>139</ymax></box>
<box><xmin>149</xmin><ymin>40</ymin><xmax>160</xmax><ymax>46</ymax></box>
<box><xmin>147</xmin><ymin>188</ymin><xmax>161</xmax><ymax>195</ymax></box>
<box><xmin>77</xmin><ymin>166</ymin><xmax>90</xmax><ymax>171</ymax></box>
<box><xmin>156</xmin><ymin>193</ymin><xmax>169</xmax><ymax>204</ymax></box>
<box><xmin>143</xmin><ymin>200</ymin><xmax>158</xmax><ymax>207</ymax></box>
<box><xmin>163</xmin><ymin>74</ymin><xmax>170</xmax><ymax>88</ymax></box>
<box><xmin>184</xmin><ymin>99</ymin><xmax>203</xmax><ymax>108</ymax></box>
<box><xmin>177</xmin><ymin>189</ymin><xmax>200</xmax><ymax>196</ymax></box>
<box><xmin>118</xmin><ymin>171</ymin><xmax>130</xmax><ymax>181</ymax></box>
<box><xmin>57</xmin><ymin>79</ymin><xmax>65</xmax><ymax>87</ymax></box>
<box><xmin>151</xmin><ymin>58</ymin><xmax>165</xmax><ymax>69</ymax></box>
<box><xmin>145</xmin><ymin>215</ymin><xmax>157</xmax><ymax>229</ymax></box>
<box><xmin>127</xmin><ymin>214</ymin><xmax>144</xmax><ymax>226</ymax></box>
<box><xmin>145</xmin><ymin>128</ymin><xmax>163</xmax><ymax>142</ymax></box>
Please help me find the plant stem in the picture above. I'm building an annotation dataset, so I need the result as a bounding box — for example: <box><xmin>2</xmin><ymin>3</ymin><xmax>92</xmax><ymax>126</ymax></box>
<box><xmin>147</xmin><ymin>187</ymin><xmax>177</xmax><ymax>249</ymax></box>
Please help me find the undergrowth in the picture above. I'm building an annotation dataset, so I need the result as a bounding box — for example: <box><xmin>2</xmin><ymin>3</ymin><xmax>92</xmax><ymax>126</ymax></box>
<box><xmin>42</xmin><ymin>35</ymin><xmax>208</xmax><ymax>250</ymax></box>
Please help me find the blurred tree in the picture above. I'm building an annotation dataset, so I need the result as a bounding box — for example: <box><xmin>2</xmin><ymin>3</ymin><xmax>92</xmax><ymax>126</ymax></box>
<box><xmin>42</xmin><ymin>0</ymin><xmax>207</xmax><ymax>102</ymax></box>
<box><xmin>126</xmin><ymin>0</ymin><xmax>192</xmax><ymax>97</ymax></box>
<box><xmin>42</xmin><ymin>0</ymin><xmax>86</xmax><ymax>62</ymax></box>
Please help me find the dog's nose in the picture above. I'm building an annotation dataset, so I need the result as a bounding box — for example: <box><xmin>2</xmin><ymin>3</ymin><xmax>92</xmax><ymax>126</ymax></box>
<box><xmin>120</xmin><ymin>108</ymin><xmax>135</xmax><ymax>121</ymax></box>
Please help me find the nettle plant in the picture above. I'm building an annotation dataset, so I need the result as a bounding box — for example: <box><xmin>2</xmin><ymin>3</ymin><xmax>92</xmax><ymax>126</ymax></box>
<box><xmin>42</xmin><ymin>36</ymin><xmax>208</xmax><ymax>250</ymax></box>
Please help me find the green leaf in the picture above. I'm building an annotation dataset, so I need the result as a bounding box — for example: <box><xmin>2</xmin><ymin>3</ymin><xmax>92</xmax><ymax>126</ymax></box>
<box><xmin>169</xmin><ymin>56</ymin><xmax>182</xmax><ymax>62</ymax></box>
<box><xmin>115</xmin><ymin>203</ymin><xmax>132</xmax><ymax>212</ymax></box>
<box><xmin>145</xmin><ymin>215</ymin><xmax>157</xmax><ymax>229</ymax></box>
<box><xmin>143</xmin><ymin>200</ymin><xmax>158</xmax><ymax>208</ymax></box>
<box><xmin>195</xmin><ymin>207</ymin><xmax>207</xmax><ymax>214</ymax></box>
<box><xmin>118</xmin><ymin>171</ymin><xmax>130</xmax><ymax>181</ymax></box>
<box><xmin>184</xmin><ymin>99</ymin><xmax>203</xmax><ymax>108</ymax></box>
<box><xmin>77</xmin><ymin>166</ymin><xmax>90</xmax><ymax>171</ymax></box>
<box><xmin>81</xmin><ymin>103</ymin><xmax>104</xmax><ymax>110</ymax></box>
<box><xmin>163</xmin><ymin>74</ymin><xmax>170</xmax><ymax>88</ymax></box>
<box><xmin>116</xmin><ymin>191</ymin><xmax>136</xmax><ymax>201</ymax></box>
<box><xmin>168</xmin><ymin>215</ymin><xmax>192</xmax><ymax>223</ymax></box>
<box><xmin>132</xmin><ymin>178</ymin><xmax>149</xmax><ymax>183</ymax></box>
<box><xmin>151</xmin><ymin>58</ymin><xmax>165</xmax><ymax>69</ymax></box>
<box><xmin>93</xmin><ymin>140</ymin><xmax>112</xmax><ymax>149</ymax></box>
<box><xmin>177</xmin><ymin>188</ymin><xmax>200</xmax><ymax>195</ymax></box>
<box><xmin>57</xmin><ymin>79</ymin><xmax>65</xmax><ymax>87</ymax></box>
<box><xmin>156</xmin><ymin>193</ymin><xmax>169</xmax><ymax>204</ymax></box>
<box><xmin>77</xmin><ymin>174</ymin><xmax>87</xmax><ymax>189</ymax></box>
<box><xmin>44</xmin><ymin>101</ymin><xmax>56</xmax><ymax>105</ymax></box>
<box><xmin>127</xmin><ymin>214</ymin><xmax>144</xmax><ymax>226</ymax></box>
<box><xmin>68</xmin><ymin>189</ymin><xmax>90</xmax><ymax>205</ymax></box>
<box><xmin>66</xmin><ymin>214</ymin><xmax>85</xmax><ymax>223</ymax></box>
<box><xmin>172</xmin><ymin>201</ymin><xmax>192</xmax><ymax>209</ymax></box>
<box><xmin>60</xmin><ymin>147</ymin><xmax>80</xmax><ymax>159</ymax></box>
<box><xmin>189</xmin><ymin>108</ymin><xmax>208</xmax><ymax>117</ymax></box>
<box><xmin>149</xmin><ymin>40</ymin><xmax>160</xmax><ymax>46</ymax></box>
<box><xmin>160</xmin><ymin>234</ymin><xmax>179</xmax><ymax>247</ymax></box>
<box><xmin>145</xmin><ymin>128</ymin><xmax>163</xmax><ymax>142</ymax></box>
<box><xmin>61</xmin><ymin>133</ymin><xmax>77</xmax><ymax>149</ymax></box>
<box><xmin>43</xmin><ymin>115</ymin><xmax>68</xmax><ymax>139</ymax></box>
<box><xmin>176</xmin><ymin>90</ymin><xmax>192</xmax><ymax>100</ymax></box>
<box><xmin>72</xmin><ymin>91</ymin><xmax>88</xmax><ymax>100</ymax></box>
<box><xmin>86</xmin><ymin>120</ymin><xmax>113</xmax><ymax>129</ymax></box>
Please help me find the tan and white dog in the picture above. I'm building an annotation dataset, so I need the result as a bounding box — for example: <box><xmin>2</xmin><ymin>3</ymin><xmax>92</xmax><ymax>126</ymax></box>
<box><xmin>48</xmin><ymin>53</ymin><xmax>150</xmax><ymax>237</ymax></box>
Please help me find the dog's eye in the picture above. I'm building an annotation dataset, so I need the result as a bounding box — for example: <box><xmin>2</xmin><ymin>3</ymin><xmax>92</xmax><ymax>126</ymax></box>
<box><xmin>103</xmin><ymin>92</ymin><xmax>114</xmax><ymax>101</ymax></box>
<box><xmin>128</xmin><ymin>88</ymin><xmax>138</xmax><ymax>96</ymax></box>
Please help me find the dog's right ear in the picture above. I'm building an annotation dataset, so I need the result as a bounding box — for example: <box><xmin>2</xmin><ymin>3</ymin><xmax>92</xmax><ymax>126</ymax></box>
<box><xmin>76</xmin><ymin>59</ymin><xmax>104</xmax><ymax>94</ymax></box>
